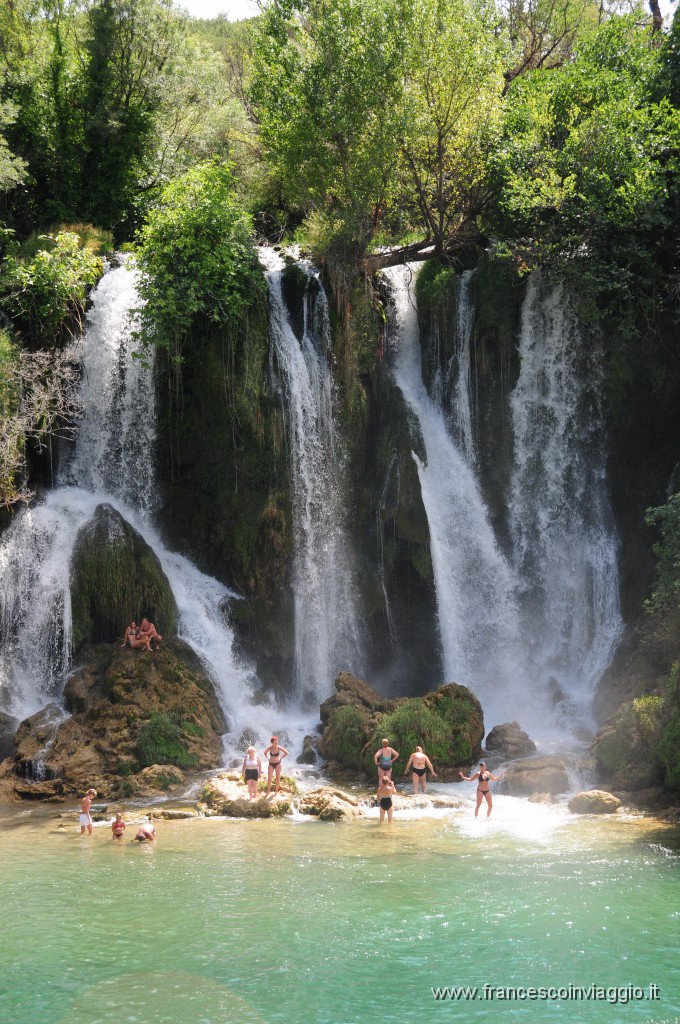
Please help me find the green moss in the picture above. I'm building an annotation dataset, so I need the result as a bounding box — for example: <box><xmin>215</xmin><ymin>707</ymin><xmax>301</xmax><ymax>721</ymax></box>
<box><xmin>136</xmin><ymin>712</ymin><xmax>200</xmax><ymax>771</ymax></box>
<box><xmin>658</xmin><ymin>717</ymin><xmax>680</xmax><ymax>790</ymax></box>
<box><xmin>367</xmin><ymin>700</ymin><xmax>452</xmax><ymax>773</ymax></box>
<box><xmin>323</xmin><ymin>704</ymin><xmax>372</xmax><ymax>769</ymax></box>
<box><xmin>415</xmin><ymin>258</ymin><xmax>457</xmax><ymax>310</ymax></box>
<box><xmin>70</xmin><ymin>504</ymin><xmax>178</xmax><ymax>651</ymax></box>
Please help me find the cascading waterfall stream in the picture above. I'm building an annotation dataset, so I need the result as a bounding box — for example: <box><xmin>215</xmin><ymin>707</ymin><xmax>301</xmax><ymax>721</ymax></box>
<box><xmin>260</xmin><ymin>248</ymin><xmax>363</xmax><ymax>704</ymax></box>
<box><xmin>383</xmin><ymin>263</ymin><xmax>622</xmax><ymax>734</ymax></box>
<box><xmin>384</xmin><ymin>264</ymin><xmax>525</xmax><ymax>725</ymax></box>
<box><xmin>507</xmin><ymin>274</ymin><xmax>622</xmax><ymax>716</ymax></box>
<box><xmin>0</xmin><ymin>260</ymin><xmax>270</xmax><ymax>752</ymax></box>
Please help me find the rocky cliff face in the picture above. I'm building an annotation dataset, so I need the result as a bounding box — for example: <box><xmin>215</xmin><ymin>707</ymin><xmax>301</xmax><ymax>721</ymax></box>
<box><xmin>0</xmin><ymin>640</ymin><xmax>227</xmax><ymax>801</ymax></box>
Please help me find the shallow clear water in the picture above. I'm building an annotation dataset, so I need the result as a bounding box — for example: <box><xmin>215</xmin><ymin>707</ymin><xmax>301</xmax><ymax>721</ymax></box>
<box><xmin>1</xmin><ymin>800</ymin><xmax>678</xmax><ymax>1024</ymax></box>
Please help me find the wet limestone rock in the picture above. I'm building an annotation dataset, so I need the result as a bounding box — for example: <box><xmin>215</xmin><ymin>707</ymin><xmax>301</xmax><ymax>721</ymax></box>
<box><xmin>199</xmin><ymin>771</ymin><xmax>294</xmax><ymax>817</ymax></box>
<box><xmin>568</xmin><ymin>790</ymin><xmax>621</xmax><ymax>814</ymax></box>
<box><xmin>0</xmin><ymin>711</ymin><xmax>19</xmax><ymax>760</ymax></box>
<box><xmin>485</xmin><ymin>721</ymin><xmax>536</xmax><ymax>759</ymax></box>
<box><xmin>12</xmin><ymin>704</ymin><xmax>69</xmax><ymax>779</ymax></box>
<box><xmin>318</xmin><ymin>672</ymin><xmax>484</xmax><ymax>778</ymax></box>
<box><xmin>3</xmin><ymin>639</ymin><xmax>226</xmax><ymax>800</ymax></box>
<box><xmin>70</xmin><ymin>503</ymin><xmax>178</xmax><ymax>652</ymax></box>
<box><xmin>296</xmin><ymin>734</ymin><xmax>318</xmax><ymax>765</ymax></box>
<box><xmin>503</xmin><ymin>756</ymin><xmax>569</xmax><ymax>796</ymax></box>
<box><xmin>297</xmin><ymin>786</ymin><xmax>361</xmax><ymax>821</ymax></box>
<box><xmin>133</xmin><ymin>765</ymin><xmax>185</xmax><ymax>795</ymax></box>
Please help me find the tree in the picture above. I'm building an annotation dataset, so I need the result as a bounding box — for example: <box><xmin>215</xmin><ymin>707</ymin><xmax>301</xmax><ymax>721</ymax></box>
<box><xmin>134</xmin><ymin>160</ymin><xmax>264</xmax><ymax>365</ymax></box>
<box><xmin>397</xmin><ymin>0</ymin><xmax>505</xmax><ymax>257</ymax></box>
<box><xmin>488</xmin><ymin>15</ymin><xmax>680</xmax><ymax>311</ymax></box>
<box><xmin>251</xmin><ymin>0</ymin><xmax>409</xmax><ymax>256</ymax></box>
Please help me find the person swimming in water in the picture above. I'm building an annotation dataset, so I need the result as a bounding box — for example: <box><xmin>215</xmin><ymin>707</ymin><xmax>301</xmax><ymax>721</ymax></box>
<box><xmin>377</xmin><ymin>775</ymin><xmax>397</xmax><ymax>823</ymax></box>
<box><xmin>373</xmin><ymin>738</ymin><xmax>399</xmax><ymax>782</ymax></box>
<box><xmin>458</xmin><ymin>760</ymin><xmax>504</xmax><ymax>818</ymax></box>
<box><xmin>404</xmin><ymin>745</ymin><xmax>437</xmax><ymax>795</ymax></box>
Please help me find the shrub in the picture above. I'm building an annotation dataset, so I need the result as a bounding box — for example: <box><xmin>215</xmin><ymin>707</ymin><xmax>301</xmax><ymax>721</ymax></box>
<box><xmin>136</xmin><ymin>712</ymin><xmax>199</xmax><ymax>770</ymax></box>
<box><xmin>367</xmin><ymin>700</ymin><xmax>452</xmax><ymax>774</ymax></box>
<box><xmin>2</xmin><ymin>232</ymin><xmax>103</xmax><ymax>346</ymax></box>
<box><xmin>323</xmin><ymin>704</ymin><xmax>371</xmax><ymax>769</ymax></box>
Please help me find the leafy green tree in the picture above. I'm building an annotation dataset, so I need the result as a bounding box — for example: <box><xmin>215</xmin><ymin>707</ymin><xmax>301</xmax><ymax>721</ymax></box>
<box><xmin>398</xmin><ymin>0</ymin><xmax>505</xmax><ymax>256</ymax></box>
<box><xmin>251</xmin><ymin>0</ymin><xmax>408</xmax><ymax>255</ymax></box>
<box><xmin>488</xmin><ymin>15</ymin><xmax>680</xmax><ymax>311</ymax></box>
<box><xmin>0</xmin><ymin>100</ymin><xmax>26</xmax><ymax>193</ymax></box>
<box><xmin>2</xmin><ymin>231</ymin><xmax>103</xmax><ymax>346</ymax></box>
<box><xmin>134</xmin><ymin>160</ymin><xmax>264</xmax><ymax>365</ymax></box>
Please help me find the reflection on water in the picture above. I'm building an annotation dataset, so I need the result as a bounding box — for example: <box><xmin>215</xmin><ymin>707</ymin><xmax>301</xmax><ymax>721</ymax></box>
<box><xmin>0</xmin><ymin>804</ymin><xmax>678</xmax><ymax>1024</ymax></box>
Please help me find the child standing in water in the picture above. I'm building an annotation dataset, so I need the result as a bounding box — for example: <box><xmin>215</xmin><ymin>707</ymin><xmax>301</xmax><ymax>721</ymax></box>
<box><xmin>377</xmin><ymin>775</ymin><xmax>397</xmax><ymax>823</ymax></box>
<box><xmin>79</xmin><ymin>788</ymin><xmax>97</xmax><ymax>834</ymax></box>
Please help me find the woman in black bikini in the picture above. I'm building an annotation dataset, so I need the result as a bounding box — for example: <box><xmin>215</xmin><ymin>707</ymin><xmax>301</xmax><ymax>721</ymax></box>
<box><xmin>377</xmin><ymin>775</ymin><xmax>396</xmax><ymax>823</ymax></box>
<box><xmin>459</xmin><ymin>760</ymin><xmax>504</xmax><ymax>818</ymax></box>
<box><xmin>264</xmin><ymin>736</ymin><xmax>289</xmax><ymax>795</ymax></box>
<box><xmin>404</xmin><ymin>745</ymin><xmax>437</xmax><ymax>795</ymax></box>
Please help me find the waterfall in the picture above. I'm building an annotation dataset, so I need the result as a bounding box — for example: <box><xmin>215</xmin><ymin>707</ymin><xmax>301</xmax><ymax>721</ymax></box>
<box><xmin>450</xmin><ymin>269</ymin><xmax>476</xmax><ymax>464</ymax></box>
<box><xmin>260</xmin><ymin>248</ymin><xmax>363</xmax><ymax>704</ymax></box>
<box><xmin>383</xmin><ymin>263</ymin><xmax>622</xmax><ymax>733</ymax></box>
<box><xmin>507</xmin><ymin>274</ymin><xmax>622</xmax><ymax>716</ymax></box>
<box><xmin>0</xmin><ymin>260</ymin><xmax>263</xmax><ymax>749</ymax></box>
<box><xmin>59</xmin><ymin>261</ymin><xmax>156</xmax><ymax>520</ymax></box>
<box><xmin>383</xmin><ymin>264</ymin><xmax>524</xmax><ymax>724</ymax></box>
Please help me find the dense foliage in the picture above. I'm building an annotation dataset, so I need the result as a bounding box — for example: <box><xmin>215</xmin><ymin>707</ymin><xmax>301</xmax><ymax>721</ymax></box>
<box><xmin>134</xmin><ymin>161</ymin><xmax>264</xmax><ymax>364</ymax></box>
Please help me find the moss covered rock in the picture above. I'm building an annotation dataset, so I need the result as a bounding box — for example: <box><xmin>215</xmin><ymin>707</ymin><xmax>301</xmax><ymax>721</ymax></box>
<box><xmin>3</xmin><ymin>639</ymin><xmax>226</xmax><ymax>800</ymax></box>
<box><xmin>318</xmin><ymin>672</ymin><xmax>483</xmax><ymax>779</ymax></box>
<box><xmin>70</xmin><ymin>503</ymin><xmax>178</xmax><ymax>652</ymax></box>
<box><xmin>591</xmin><ymin>695</ymin><xmax>665</xmax><ymax>791</ymax></box>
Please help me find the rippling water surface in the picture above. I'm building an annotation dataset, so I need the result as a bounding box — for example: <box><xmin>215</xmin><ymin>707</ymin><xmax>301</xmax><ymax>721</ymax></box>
<box><xmin>1</xmin><ymin>798</ymin><xmax>678</xmax><ymax>1024</ymax></box>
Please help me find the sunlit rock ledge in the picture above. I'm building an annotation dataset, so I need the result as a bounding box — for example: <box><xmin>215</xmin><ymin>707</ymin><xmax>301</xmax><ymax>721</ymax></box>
<box><xmin>198</xmin><ymin>771</ymin><xmax>466</xmax><ymax>820</ymax></box>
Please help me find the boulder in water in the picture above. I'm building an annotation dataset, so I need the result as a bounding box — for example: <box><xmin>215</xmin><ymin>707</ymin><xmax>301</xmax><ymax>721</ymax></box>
<box><xmin>199</xmin><ymin>771</ymin><xmax>294</xmax><ymax>818</ymax></box>
<box><xmin>296</xmin><ymin>734</ymin><xmax>318</xmax><ymax>765</ymax></box>
<box><xmin>297</xmin><ymin>786</ymin><xmax>360</xmax><ymax>821</ymax></box>
<box><xmin>485</xmin><ymin>721</ymin><xmax>536</xmax><ymax>759</ymax></box>
<box><xmin>503</xmin><ymin>756</ymin><xmax>569</xmax><ymax>796</ymax></box>
<box><xmin>70</xmin><ymin>503</ymin><xmax>178</xmax><ymax>652</ymax></box>
<box><xmin>568</xmin><ymin>790</ymin><xmax>621</xmax><ymax>814</ymax></box>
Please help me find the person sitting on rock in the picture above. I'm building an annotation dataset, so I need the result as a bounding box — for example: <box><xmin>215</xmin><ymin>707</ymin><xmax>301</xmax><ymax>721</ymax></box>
<box><xmin>111</xmin><ymin>813</ymin><xmax>126</xmax><ymax>839</ymax></box>
<box><xmin>122</xmin><ymin>620</ymin><xmax>151</xmax><ymax>652</ymax></box>
<box><xmin>139</xmin><ymin>617</ymin><xmax>162</xmax><ymax>650</ymax></box>
<box><xmin>242</xmin><ymin>746</ymin><xmax>262</xmax><ymax>800</ymax></box>
<box><xmin>404</xmin><ymin>745</ymin><xmax>437</xmax><ymax>795</ymax></box>
<box><xmin>374</xmin><ymin>738</ymin><xmax>399</xmax><ymax>781</ymax></box>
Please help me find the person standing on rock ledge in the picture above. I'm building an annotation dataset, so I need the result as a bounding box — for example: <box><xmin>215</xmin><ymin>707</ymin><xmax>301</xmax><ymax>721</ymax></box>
<box><xmin>242</xmin><ymin>746</ymin><xmax>262</xmax><ymax>799</ymax></box>
<box><xmin>79</xmin><ymin>788</ymin><xmax>97</xmax><ymax>834</ymax></box>
<box><xmin>374</xmin><ymin>738</ymin><xmax>399</xmax><ymax>781</ymax></box>
<box><xmin>264</xmin><ymin>736</ymin><xmax>289</xmax><ymax>795</ymax></box>
<box><xmin>459</xmin><ymin>761</ymin><xmax>504</xmax><ymax>818</ymax></box>
<box><xmin>404</xmin><ymin>746</ymin><xmax>437</xmax><ymax>795</ymax></box>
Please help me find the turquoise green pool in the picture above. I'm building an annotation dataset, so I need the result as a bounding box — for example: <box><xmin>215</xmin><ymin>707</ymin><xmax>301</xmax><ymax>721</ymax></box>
<box><xmin>1</xmin><ymin>798</ymin><xmax>678</xmax><ymax>1024</ymax></box>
